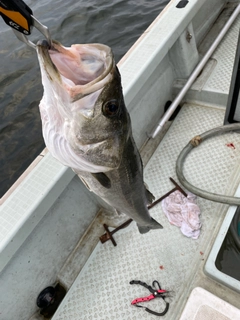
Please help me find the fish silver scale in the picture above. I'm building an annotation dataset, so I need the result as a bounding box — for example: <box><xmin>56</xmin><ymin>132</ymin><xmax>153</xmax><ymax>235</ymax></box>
<box><xmin>76</xmin><ymin>136</ymin><xmax>161</xmax><ymax>233</ymax></box>
<box><xmin>36</xmin><ymin>40</ymin><xmax>163</xmax><ymax>234</ymax></box>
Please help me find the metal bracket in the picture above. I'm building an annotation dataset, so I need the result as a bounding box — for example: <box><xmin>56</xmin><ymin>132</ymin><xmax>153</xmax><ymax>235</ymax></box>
<box><xmin>99</xmin><ymin>219</ymin><xmax>133</xmax><ymax>246</ymax></box>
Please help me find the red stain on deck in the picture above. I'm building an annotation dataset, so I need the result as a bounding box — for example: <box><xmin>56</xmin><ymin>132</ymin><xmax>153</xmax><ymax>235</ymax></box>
<box><xmin>159</xmin><ymin>265</ymin><xmax>164</xmax><ymax>270</ymax></box>
<box><xmin>200</xmin><ymin>251</ymin><xmax>204</xmax><ymax>255</ymax></box>
<box><xmin>226</xmin><ymin>143</ymin><xmax>235</xmax><ymax>149</ymax></box>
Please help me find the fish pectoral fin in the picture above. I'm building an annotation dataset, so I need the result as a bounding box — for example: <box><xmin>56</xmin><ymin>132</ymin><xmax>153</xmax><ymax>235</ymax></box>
<box><xmin>145</xmin><ymin>188</ymin><xmax>155</xmax><ymax>205</ymax></box>
<box><xmin>91</xmin><ymin>172</ymin><xmax>111</xmax><ymax>189</ymax></box>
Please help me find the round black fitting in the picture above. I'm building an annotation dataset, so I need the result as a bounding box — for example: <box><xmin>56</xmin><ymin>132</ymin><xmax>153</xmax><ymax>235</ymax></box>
<box><xmin>36</xmin><ymin>286</ymin><xmax>56</xmax><ymax>309</ymax></box>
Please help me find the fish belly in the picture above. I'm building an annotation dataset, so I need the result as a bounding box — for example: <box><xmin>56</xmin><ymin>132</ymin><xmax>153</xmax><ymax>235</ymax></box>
<box><xmin>76</xmin><ymin>136</ymin><xmax>163</xmax><ymax>233</ymax></box>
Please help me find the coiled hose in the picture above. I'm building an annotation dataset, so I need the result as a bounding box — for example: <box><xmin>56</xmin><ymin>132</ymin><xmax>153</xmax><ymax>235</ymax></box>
<box><xmin>176</xmin><ymin>123</ymin><xmax>240</xmax><ymax>249</ymax></box>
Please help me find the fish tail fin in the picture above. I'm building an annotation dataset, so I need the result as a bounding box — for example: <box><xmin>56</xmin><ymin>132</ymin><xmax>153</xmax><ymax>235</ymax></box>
<box><xmin>137</xmin><ymin>218</ymin><xmax>163</xmax><ymax>234</ymax></box>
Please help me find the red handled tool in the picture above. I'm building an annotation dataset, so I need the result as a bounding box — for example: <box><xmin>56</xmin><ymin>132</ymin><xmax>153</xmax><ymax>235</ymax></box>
<box><xmin>130</xmin><ymin>280</ymin><xmax>170</xmax><ymax>316</ymax></box>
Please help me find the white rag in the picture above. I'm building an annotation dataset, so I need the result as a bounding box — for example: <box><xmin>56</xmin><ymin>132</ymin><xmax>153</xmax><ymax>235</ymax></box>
<box><xmin>161</xmin><ymin>190</ymin><xmax>201</xmax><ymax>239</ymax></box>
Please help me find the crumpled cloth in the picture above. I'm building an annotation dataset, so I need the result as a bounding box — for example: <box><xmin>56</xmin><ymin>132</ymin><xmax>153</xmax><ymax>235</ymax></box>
<box><xmin>161</xmin><ymin>190</ymin><xmax>201</xmax><ymax>239</ymax></box>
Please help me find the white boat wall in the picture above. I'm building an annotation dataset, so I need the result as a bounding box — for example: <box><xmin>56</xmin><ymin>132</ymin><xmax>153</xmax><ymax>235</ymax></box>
<box><xmin>0</xmin><ymin>0</ymin><xmax>240</xmax><ymax>319</ymax></box>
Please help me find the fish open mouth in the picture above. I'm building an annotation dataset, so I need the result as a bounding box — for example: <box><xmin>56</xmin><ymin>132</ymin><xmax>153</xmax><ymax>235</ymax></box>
<box><xmin>37</xmin><ymin>40</ymin><xmax>114</xmax><ymax>101</ymax></box>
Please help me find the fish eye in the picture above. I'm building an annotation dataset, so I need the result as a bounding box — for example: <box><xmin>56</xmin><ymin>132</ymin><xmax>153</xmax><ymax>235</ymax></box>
<box><xmin>102</xmin><ymin>100</ymin><xmax>119</xmax><ymax>118</ymax></box>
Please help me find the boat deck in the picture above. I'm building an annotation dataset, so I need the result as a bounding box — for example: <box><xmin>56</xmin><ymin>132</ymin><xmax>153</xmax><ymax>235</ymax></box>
<box><xmin>51</xmin><ymin>13</ymin><xmax>240</xmax><ymax>320</ymax></box>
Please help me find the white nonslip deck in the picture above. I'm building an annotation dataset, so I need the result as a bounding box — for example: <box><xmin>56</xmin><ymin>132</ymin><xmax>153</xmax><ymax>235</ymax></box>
<box><xmin>51</xmin><ymin>7</ymin><xmax>240</xmax><ymax>320</ymax></box>
<box><xmin>52</xmin><ymin>103</ymin><xmax>240</xmax><ymax>320</ymax></box>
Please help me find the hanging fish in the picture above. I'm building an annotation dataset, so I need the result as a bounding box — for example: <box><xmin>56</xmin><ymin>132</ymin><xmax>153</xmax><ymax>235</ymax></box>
<box><xmin>36</xmin><ymin>40</ymin><xmax>163</xmax><ymax>233</ymax></box>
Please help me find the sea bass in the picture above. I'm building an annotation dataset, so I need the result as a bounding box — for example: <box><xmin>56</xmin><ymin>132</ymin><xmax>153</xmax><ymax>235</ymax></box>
<box><xmin>36</xmin><ymin>40</ymin><xmax>163</xmax><ymax>233</ymax></box>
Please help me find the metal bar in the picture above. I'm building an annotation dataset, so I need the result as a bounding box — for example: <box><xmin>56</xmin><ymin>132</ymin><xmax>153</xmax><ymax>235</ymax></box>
<box><xmin>148</xmin><ymin>177</ymin><xmax>187</xmax><ymax>209</ymax></box>
<box><xmin>102</xmin><ymin>223</ymin><xmax>117</xmax><ymax>246</ymax></box>
<box><xmin>147</xmin><ymin>187</ymin><xmax>178</xmax><ymax>209</ymax></box>
<box><xmin>169</xmin><ymin>177</ymin><xmax>188</xmax><ymax>197</ymax></box>
<box><xmin>150</xmin><ymin>3</ymin><xmax>240</xmax><ymax>138</ymax></box>
<box><xmin>99</xmin><ymin>219</ymin><xmax>133</xmax><ymax>245</ymax></box>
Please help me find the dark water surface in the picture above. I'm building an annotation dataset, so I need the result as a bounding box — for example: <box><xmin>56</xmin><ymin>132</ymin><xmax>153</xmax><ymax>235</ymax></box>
<box><xmin>216</xmin><ymin>220</ymin><xmax>240</xmax><ymax>281</ymax></box>
<box><xmin>0</xmin><ymin>0</ymin><xmax>169</xmax><ymax>197</ymax></box>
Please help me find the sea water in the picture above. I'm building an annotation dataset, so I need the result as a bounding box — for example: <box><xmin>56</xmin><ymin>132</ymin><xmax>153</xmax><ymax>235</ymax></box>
<box><xmin>0</xmin><ymin>0</ymin><xmax>169</xmax><ymax>197</ymax></box>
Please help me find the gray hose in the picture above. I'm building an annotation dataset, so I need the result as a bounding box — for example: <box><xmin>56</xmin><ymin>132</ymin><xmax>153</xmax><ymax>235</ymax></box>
<box><xmin>176</xmin><ymin>123</ymin><xmax>240</xmax><ymax>250</ymax></box>
<box><xmin>176</xmin><ymin>123</ymin><xmax>240</xmax><ymax>205</ymax></box>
